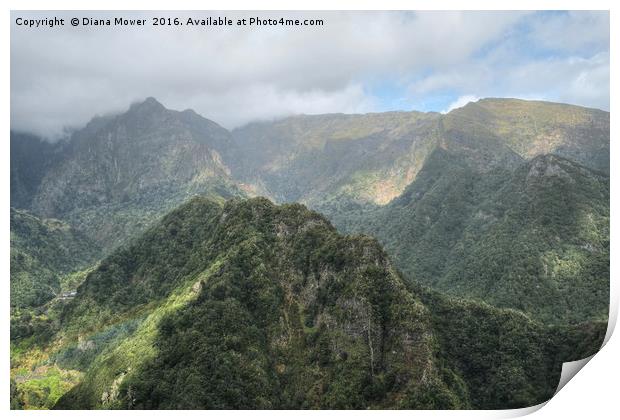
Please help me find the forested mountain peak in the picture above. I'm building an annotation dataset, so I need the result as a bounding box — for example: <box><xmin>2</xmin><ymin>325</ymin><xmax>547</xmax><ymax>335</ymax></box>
<box><xmin>332</xmin><ymin>148</ymin><xmax>609</xmax><ymax>325</ymax></box>
<box><xmin>42</xmin><ymin>196</ymin><xmax>605</xmax><ymax>409</ymax></box>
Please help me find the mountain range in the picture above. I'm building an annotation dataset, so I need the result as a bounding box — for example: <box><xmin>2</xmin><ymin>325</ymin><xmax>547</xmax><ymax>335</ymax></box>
<box><xmin>10</xmin><ymin>97</ymin><xmax>609</xmax><ymax>409</ymax></box>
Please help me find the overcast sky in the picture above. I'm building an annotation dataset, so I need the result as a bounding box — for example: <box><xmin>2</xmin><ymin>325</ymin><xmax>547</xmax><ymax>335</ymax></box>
<box><xmin>11</xmin><ymin>11</ymin><xmax>609</xmax><ymax>139</ymax></box>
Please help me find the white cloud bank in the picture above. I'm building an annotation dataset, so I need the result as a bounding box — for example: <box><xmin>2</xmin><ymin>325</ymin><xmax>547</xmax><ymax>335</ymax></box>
<box><xmin>10</xmin><ymin>11</ymin><xmax>609</xmax><ymax>139</ymax></box>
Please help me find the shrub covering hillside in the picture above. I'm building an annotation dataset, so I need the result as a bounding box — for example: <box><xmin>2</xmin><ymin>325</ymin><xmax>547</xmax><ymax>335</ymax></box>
<box><xmin>33</xmin><ymin>198</ymin><xmax>604</xmax><ymax>409</ymax></box>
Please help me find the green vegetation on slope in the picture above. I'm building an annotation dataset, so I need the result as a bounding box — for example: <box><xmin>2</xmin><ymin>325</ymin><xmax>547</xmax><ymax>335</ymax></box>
<box><xmin>229</xmin><ymin>111</ymin><xmax>441</xmax><ymax>205</ymax></box>
<box><xmin>39</xmin><ymin>198</ymin><xmax>604</xmax><ymax>409</ymax></box>
<box><xmin>10</xmin><ymin>208</ymin><xmax>100</xmax><ymax>310</ymax></box>
<box><xmin>327</xmin><ymin>149</ymin><xmax>609</xmax><ymax>325</ymax></box>
<box><xmin>446</xmin><ymin>99</ymin><xmax>609</xmax><ymax>173</ymax></box>
<box><xmin>415</xmin><ymin>284</ymin><xmax>606</xmax><ymax>409</ymax></box>
<box><xmin>229</xmin><ymin>98</ymin><xmax>608</xmax><ymax>210</ymax></box>
<box><xmin>54</xmin><ymin>197</ymin><xmax>446</xmax><ymax>409</ymax></box>
<box><xmin>10</xmin><ymin>366</ymin><xmax>82</xmax><ymax>410</ymax></box>
<box><xmin>10</xmin><ymin>208</ymin><xmax>102</xmax><ymax>409</ymax></box>
<box><xmin>9</xmin><ymin>97</ymin><xmax>610</xmax><ymax>410</ymax></box>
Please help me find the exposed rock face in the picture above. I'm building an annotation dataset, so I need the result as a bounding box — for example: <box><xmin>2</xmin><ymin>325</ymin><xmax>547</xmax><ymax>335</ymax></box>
<box><xmin>26</xmin><ymin>98</ymin><xmax>242</xmax><ymax>251</ymax></box>
<box><xmin>446</xmin><ymin>98</ymin><xmax>610</xmax><ymax>173</ymax></box>
<box><xmin>527</xmin><ymin>155</ymin><xmax>575</xmax><ymax>181</ymax></box>
<box><xmin>227</xmin><ymin>112</ymin><xmax>442</xmax><ymax>206</ymax></box>
<box><xmin>10</xmin><ymin>132</ymin><xmax>60</xmax><ymax>210</ymax></box>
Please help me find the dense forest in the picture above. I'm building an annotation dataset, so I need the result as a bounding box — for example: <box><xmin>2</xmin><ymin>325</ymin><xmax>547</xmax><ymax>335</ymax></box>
<box><xmin>320</xmin><ymin>149</ymin><xmax>609</xmax><ymax>324</ymax></box>
<box><xmin>11</xmin><ymin>198</ymin><xmax>604</xmax><ymax>409</ymax></box>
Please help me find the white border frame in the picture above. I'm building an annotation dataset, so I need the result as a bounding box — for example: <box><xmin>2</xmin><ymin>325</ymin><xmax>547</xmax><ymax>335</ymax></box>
<box><xmin>2</xmin><ymin>2</ymin><xmax>616</xmax><ymax>419</ymax></box>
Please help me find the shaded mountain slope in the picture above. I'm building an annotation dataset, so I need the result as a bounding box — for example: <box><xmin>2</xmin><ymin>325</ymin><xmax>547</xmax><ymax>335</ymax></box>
<box><xmin>228</xmin><ymin>111</ymin><xmax>443</xmax><ymax>205</ymax></box>
<box><xmin>10</xmin><ymin>132</ymin><xmax>60</xmax><ymax>210</ymax></box>
<box><xmin>10</xmin><ymin>208</ymin><xmax>100</xmax><ymax>310</ymax></box>
<box><xmin>25</xmin><ymin>98</ymin><xmax>243</xmax><ymax>251</ymax></box>
<box><xmin>35</xmin><ymin>198</ymin><xmax>604</xmax><ymax>410</ymax></box>
<box><xmin>416</xmin><ymin>284</ymin><xmax>606</xmax><ymax>409</ymax></box>
<box><xmin>331</xmin><ymin>148</ymin><xmax>609</xmax><ymax>324</ymax></box>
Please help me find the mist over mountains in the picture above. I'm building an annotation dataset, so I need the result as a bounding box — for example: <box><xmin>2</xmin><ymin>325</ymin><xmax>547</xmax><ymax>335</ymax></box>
<box><xmin>10</xmin><ymin>97</ymin><xmax>609</xmax><ymax>409</ymax></box>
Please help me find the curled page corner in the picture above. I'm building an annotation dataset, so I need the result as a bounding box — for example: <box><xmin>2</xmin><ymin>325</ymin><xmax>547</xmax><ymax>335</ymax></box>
<box><xmin>552</xmin><ymin>307</ymin><xmax>616</xmax><ymax>398</ymax></box>
<box><xmin>504</xmin><ymin>313</ymin><xmax>616</xmax><ymax>418</ymax></box>
<box><xmin>554</xmin><ymin>355</ymin><xmax>596</xmax><ymax>396</ymax></box>
<box><xmin>499</xmin><ymin>401</ymin><xmax>547</xmax><ymax>418</ymax></box>
<box><xmin>499</xmin><ymin>354</ymin><xmax>600</xmax><ymax>418</ymax></box>
<box><xmin>603</xmin><ymin>294</ymin><xmax>618</xmax><ymax>347</ymax></box>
